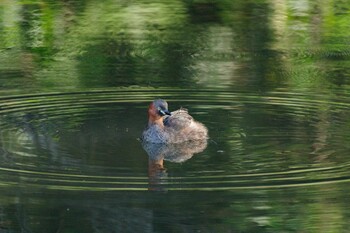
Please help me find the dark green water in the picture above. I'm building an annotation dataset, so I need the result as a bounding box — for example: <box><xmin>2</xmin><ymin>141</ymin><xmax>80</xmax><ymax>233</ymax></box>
<box><xmin>1</xmin><ymin>0</ymin><xmax>350</xmax><ymax>232</ymax></box>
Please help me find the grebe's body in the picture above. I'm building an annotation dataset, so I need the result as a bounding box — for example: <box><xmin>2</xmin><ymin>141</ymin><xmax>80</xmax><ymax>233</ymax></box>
<box><xmin>142</xmin><ymin>100</ymin><xmax>208</xmax><ymax>144</ymax></box>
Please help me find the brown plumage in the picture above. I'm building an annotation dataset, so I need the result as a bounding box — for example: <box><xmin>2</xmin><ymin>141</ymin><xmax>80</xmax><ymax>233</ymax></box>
<box><xmin>142</xmin><ymin>99</ymin><xmax>208</xmax><ymax>143</ymax></box>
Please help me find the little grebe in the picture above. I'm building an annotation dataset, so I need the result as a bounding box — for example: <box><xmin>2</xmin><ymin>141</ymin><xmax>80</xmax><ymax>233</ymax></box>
<box><xmin>142</xmin><ymin>99</ymin><xmax>208</xmax><ymax>143</ymax></box>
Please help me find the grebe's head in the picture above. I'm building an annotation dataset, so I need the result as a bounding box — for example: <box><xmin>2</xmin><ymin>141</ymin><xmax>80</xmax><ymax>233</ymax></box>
<box><xmin>149</xmin><ymin>99</ymin><xmax>171</xmax><ymax>117</ymax></box>
<box><xmin>148</xmin><ymin>99</ymin><xmax>171</xmax><ymax>125</ymax></box>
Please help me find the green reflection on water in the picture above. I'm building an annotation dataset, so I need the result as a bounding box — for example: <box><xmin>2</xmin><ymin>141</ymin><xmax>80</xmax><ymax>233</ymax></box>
<box><xmin>0</xmin><ymin>0</ymin><xmax>350</xmax><ymax>232</ymax></box>
<box><xmin>0</xmin><ymin>0</ymin><xmax>349</xmax><ymax>92</ymax></box>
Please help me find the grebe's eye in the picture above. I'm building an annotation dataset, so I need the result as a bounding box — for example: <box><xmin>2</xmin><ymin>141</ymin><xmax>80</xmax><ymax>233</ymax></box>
<box><xmin>157</xmin><ymin>107</ymin><xmax>171</xmax><ymax>116</ymax></box>
<box><xmin>157</xmin><ymin>107</ymin><xmax>165</xmax><ymax>116</ymax></box>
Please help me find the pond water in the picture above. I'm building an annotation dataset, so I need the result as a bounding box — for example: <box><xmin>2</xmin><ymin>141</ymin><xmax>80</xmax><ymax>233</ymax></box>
<box><xmin>1</xmin><ymin>0</ymin><xmax>350</xmax><ymax>232</ymax></box>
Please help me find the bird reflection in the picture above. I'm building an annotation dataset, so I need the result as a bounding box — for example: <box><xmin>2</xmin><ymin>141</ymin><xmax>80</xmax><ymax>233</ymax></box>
<box><xmin>142</xmin><ymin>140</ymin><xmax>207</xmax><ymax>191</ymax></box>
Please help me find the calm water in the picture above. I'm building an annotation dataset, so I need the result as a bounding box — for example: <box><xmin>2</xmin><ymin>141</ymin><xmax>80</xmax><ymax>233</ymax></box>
<box><xmin>1</xmin><ymin>0</ymin><xmax>350</xmax><ymax>232</ymax></box>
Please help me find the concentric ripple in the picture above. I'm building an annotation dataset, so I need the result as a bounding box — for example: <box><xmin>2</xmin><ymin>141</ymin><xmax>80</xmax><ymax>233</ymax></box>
<box><xmin>0</xmin><ymin>88</ymin><xmax>349</xmax><ymax>191</ymax></box>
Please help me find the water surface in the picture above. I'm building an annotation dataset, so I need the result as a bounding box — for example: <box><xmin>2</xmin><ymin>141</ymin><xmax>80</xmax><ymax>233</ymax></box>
<box><xmin>1</xmin><ymin>0</ymin><xmax>350</xmax><ymax>232</ymax></box>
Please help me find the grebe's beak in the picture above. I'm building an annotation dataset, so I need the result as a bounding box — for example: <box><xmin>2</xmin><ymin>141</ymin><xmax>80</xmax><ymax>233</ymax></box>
<box><xmin>159</xmin><ymin>109</ymin><xmax>171</xmax><ymax>116</ymax></box>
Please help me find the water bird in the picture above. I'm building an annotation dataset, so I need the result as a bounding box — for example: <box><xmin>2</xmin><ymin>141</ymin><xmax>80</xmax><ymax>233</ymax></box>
<box><xmin>142</xmin><ymin>99</ymin><xmax>208</xmax><ymax>143</ymax></box>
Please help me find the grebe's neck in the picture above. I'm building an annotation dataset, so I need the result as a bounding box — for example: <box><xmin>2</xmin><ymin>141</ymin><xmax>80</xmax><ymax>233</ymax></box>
<box><xmin>148</xmin><ymin>116</ymin><xmax>164</xmax><ymax>127</ymax></box>
<box><xmin>148</xmin><ymin>102</ymin><xmax>165</xmax><ymax>127</ymax></box>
